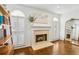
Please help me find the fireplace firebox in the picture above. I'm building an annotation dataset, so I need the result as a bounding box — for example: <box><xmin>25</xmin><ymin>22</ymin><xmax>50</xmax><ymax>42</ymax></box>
<box><xmin>36</xmin><ymin>34</ymin><xmax>47</xmax><ymax>42</ymax></box>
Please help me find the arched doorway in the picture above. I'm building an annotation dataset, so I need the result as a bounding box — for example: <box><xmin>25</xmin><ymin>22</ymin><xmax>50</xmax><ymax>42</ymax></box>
<box><xmin>65</xmin><ymin>19</ymin><xmax>79</xmax><ymax>45</ymax></box>
<box><xmin>10</xmin><ymin>10</ymin><xmax>25</xmax><ymax>49</ymax></box>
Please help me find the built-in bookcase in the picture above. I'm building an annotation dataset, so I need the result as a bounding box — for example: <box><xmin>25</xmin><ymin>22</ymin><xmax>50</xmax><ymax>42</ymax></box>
<box><xmin>0</xmin><ymin>5</ymin><xmax>13</xmax><ymax>46</ymax></box>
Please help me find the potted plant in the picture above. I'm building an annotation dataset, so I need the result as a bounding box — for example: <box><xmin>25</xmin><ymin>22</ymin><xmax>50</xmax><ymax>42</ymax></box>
<box><xmin>29</xmin><ymin>16</ymin><xmax>37</xmax><ymax>22</ymax></box>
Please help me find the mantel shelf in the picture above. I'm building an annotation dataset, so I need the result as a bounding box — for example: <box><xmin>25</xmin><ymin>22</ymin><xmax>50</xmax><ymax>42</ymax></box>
<box><xmin>32</xmin><ymin>23</ymin><xmax>51</xmax><ymax>28</ymax></box>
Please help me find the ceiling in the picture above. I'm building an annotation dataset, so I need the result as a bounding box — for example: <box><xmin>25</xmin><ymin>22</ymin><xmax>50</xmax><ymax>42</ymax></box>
<box><xmin>26</xmin><ymin>4</ymin><xmax>79</xmax><ymax>14</ymax></box>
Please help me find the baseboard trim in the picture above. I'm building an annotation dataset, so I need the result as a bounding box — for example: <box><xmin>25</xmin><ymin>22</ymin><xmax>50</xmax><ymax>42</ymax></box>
<box><xmin>51</xmin><ymin>39</ymin><xmax>61</xmax><ymax>43</ymax></box>
<box><xmin>14</xmin><ymin>45</ymin><xmax>32</xmax><ymax>50</ymax></box>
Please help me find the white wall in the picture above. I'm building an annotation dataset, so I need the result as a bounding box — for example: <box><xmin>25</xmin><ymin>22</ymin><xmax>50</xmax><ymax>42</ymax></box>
<box><xmin>60</xmin><ymin>9</ymin><xmax>79</xmax><ymax>40</ymax></box>
<box><xmin>6</xmin><ymin>4</ymin><xmax>60</xmax><ymax>47</ymax></box>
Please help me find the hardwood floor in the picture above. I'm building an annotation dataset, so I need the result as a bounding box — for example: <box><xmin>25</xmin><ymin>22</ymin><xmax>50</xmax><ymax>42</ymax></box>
<box><xmin>14</xmin><ymin>40</ymin><xmax>79</xmax><ymax>55</ymax></box>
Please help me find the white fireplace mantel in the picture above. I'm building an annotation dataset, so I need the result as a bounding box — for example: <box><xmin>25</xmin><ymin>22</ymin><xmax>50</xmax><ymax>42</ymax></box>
<box><xmin>31</xmin><ymin>23</ymin><xmax>51</xmax><ymax>45</ymax></box>
<box><xmin>31</xmin><ymin>23</ymin><xmax>51</xmax><ymax>28</ymax></box>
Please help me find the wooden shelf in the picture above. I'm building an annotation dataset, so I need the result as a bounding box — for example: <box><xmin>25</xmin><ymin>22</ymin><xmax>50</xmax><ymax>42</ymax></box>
<box><xmin>0</xmin><ymin>4</ymin><xmax>13</xmax><ymax>55</ymax></box>
<box><xmin>0</xmin><ymin>4</ymin><xmax>9</xmax><ymax>16</ymax></box>
<box><xmin>0</xmin><ymin>35</ymin><xmax>11</xmax><ymax>46</ymax></box>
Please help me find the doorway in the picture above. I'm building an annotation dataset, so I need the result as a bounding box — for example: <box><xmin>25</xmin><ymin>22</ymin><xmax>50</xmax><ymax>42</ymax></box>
<box><xmin>65</xmin><ymin>19</ymin><xmax>79</xmax><ymax>45</ymax></box>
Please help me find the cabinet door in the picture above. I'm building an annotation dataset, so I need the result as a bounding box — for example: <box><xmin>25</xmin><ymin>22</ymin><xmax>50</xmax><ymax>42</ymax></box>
<box><xmin>11</xmin><ymin>16</ymin><xmax>25</xmax><ymax>48</ymax></box>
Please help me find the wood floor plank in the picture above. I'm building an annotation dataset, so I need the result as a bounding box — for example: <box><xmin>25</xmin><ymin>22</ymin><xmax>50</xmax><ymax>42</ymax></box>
<box><xmin>13</xmin><ymin>40</ymin><xmax>79</xmax><ymax>55</ymax></box>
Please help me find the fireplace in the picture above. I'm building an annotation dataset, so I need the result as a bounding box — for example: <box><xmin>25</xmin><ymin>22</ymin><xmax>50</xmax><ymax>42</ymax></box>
<box><xmin>31</xmin><ymin>30</ymin><xmax>49</xmax><ymax>45</ymax></box>
<box><xmin>66</xmin><ymin>34</ymin><xmax>70</xmax><ymax>39</ymax></box>
<box><xmin>36</xmin><ymin>34</ymin><xmax>47</xmax><ymax>42</ymax></box>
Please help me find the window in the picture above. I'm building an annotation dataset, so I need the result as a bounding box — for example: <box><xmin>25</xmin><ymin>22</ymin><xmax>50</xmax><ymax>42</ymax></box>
<box><xmin>11</xmin><ymin>10</ymin><xmax>25</xmax><ymax>48</ymax></box>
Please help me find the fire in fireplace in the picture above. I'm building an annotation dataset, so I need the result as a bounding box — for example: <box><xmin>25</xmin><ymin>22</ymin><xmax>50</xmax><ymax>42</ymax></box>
<box><xmin>36</xmin><ymin>34</ymin><xmax>47</xmax><ymax>42</ymax></box>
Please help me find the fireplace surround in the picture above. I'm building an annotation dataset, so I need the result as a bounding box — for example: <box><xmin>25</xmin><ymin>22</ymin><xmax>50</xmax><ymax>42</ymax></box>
<box><xmin>31</xmin><ymin>23</ymin><xmax>51</xmax><ymax>45</ymax></box>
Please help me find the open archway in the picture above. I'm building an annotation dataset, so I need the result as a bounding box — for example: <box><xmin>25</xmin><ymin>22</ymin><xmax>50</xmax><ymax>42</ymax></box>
<box><xmin>65</xmin><ymin>19</ymin><xmax>79</xmax><ymax>45</ymax></box>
